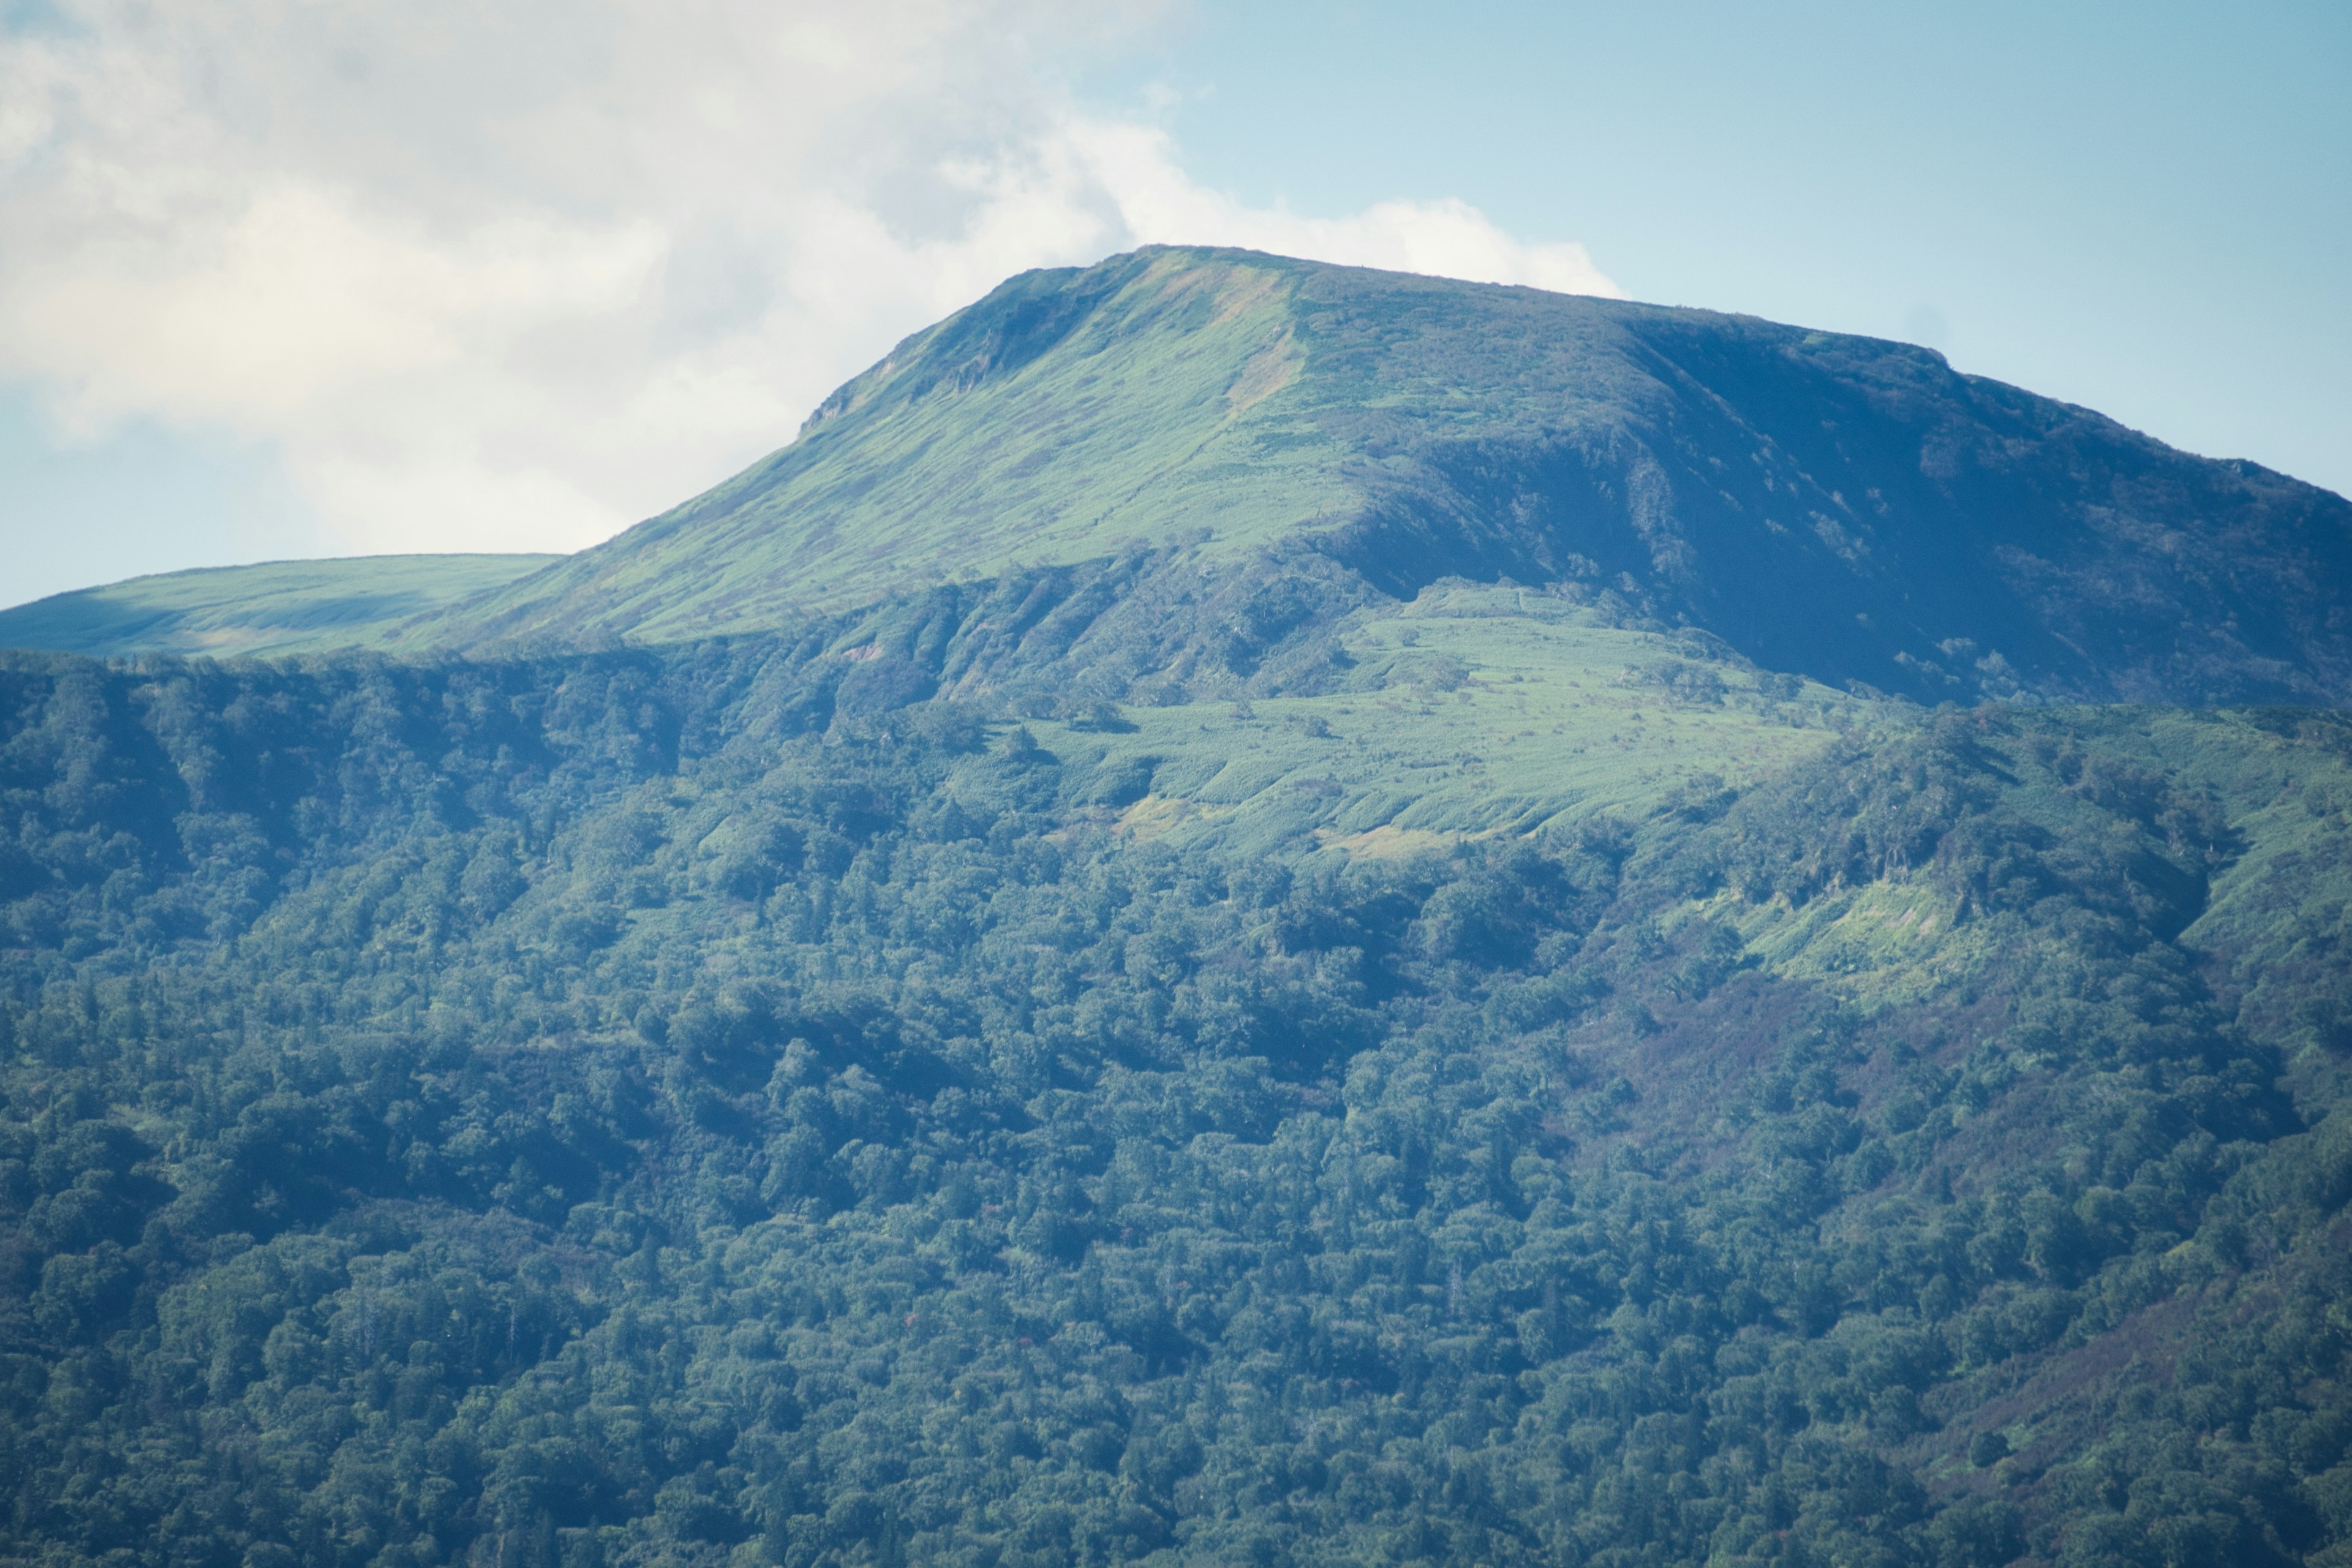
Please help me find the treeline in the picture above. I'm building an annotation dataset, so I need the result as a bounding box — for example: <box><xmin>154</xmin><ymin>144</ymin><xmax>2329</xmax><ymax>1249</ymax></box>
<box><xmin>0</xmin><ymin>647</ymin><xmax>2348</xmax><ymax>1568</ymax></box>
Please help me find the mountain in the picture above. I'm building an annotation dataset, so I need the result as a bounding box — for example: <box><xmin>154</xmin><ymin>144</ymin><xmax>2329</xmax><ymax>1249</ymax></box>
<box><xmin>412</xmin><ymin>246</ymin><xmax>2351</xmax><ymax>708</ymax></box>
<box><xmin>1</xmin><ymin>251</ymin><xmax>2350</xmax><ymax>1568</ymax></box>
<box><xmin>0</xmin><ymin>554</ymin><xmax>557</xmax><ymax>658</ymax></box>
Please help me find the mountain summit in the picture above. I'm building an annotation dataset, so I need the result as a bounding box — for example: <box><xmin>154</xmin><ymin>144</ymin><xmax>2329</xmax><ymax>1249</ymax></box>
<box><xmin>409</xmin><ymin>245</ymin><xmax>2351</xmax><ymax>706</ymax></box>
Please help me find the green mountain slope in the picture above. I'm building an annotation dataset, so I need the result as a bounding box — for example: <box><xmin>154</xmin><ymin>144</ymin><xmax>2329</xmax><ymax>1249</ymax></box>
<box><xmin>417</xmin><ymin>247</ymin><xmax>2352</xmax><ymax>709</ymax></box>
<box><xmin>0</xmin><ymin>554</ymin><xmax>559</xmax><ymax>658</ymax></box>
<box><xmin>1013</xmin><ymin>582</ymin><xmax>1863</xmax><ymax>858</ymax></box>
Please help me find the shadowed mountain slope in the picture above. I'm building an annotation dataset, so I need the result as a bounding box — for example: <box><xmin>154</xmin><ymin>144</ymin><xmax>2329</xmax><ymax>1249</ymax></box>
<box><xmin>415</xmin><ymin>246</ymin><xmax>2351</xmax><ymax>707</ymax></box>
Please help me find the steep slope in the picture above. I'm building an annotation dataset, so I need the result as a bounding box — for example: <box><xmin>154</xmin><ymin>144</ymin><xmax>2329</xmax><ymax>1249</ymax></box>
<box><xmin>0</xmin><ymin>554</ymin><xmax>558</xmax><ymax>658</ymax></box>
<box><xmin>416</xmin><ymin>246</ymin><xmax>2352</xmax><ymax>707</ymax></box>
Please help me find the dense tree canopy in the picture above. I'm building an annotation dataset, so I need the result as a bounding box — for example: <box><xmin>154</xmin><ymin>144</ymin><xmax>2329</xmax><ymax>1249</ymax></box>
<box><xmin>0</xmin><ymin>642</ymin><xmax>2348</xmax><ymax>1568</ymax></box>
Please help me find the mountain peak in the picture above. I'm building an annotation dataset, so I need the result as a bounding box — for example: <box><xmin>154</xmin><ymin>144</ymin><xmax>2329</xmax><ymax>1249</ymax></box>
<box><xmin>12</xmin><ymin>247</ymin><xmax>2342</xmax><ymax>707</ymax></box>
<box><xmin>402</xmin><ymin>246</ymin><xmax>2348</xmax><ymax>706</ymax></box>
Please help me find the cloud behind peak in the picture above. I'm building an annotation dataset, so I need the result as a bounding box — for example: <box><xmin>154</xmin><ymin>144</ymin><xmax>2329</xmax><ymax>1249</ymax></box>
<box><xmin>0</xmin><ymin>0</ymin><xmax>1618</xmax><ymax>562</ymax></box>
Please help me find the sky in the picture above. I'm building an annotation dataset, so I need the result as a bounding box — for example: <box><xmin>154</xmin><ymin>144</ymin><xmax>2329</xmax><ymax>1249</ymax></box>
<box><xmin>1</xmin><ymin>0</ymin><xmax>2344</xmax><ymax>609</ymax></box>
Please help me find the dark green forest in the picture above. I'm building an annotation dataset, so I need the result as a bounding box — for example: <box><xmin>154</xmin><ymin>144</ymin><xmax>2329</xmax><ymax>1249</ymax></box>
<box><xmin>4</xmin><ymin>631</ymin><xmax>2351</xmax><ymax>1568</ymax></box>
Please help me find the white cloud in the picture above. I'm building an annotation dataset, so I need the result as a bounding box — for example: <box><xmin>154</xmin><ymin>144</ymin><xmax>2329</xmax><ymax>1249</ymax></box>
<box><xmin>1069</xmin><ymin>119</ymin><xmax>1621</xmax><ymax>298</ymax></box>
<box><xmin>0</xmin><ymin>0</ymin><xmax>1621</xmax><ymax>559</ymax></box>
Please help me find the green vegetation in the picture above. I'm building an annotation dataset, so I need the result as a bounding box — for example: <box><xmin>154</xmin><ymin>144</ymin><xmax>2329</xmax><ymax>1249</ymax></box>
<box><xmin>410</xmin><ymin>248</ymin><xmax>2352</xmax><ymax>710</ymax></box>
<box><xmin>421</xmin><ymin>254</ymin><xmax>1336</xmax><ymax>644</ymax></box>
<box><xmin>0</xmin><ymin>555</ymin><xmax>559</xmax><ymax>659</ymax></box>
<box><xmin>2</xmin><ymin>604</ymin><xmax>2349</xmax><ymax>1567</ymax></box>
<box><xmin>1019</xmin><ymin>584</ymin><xmax>1861</xmax><ymax>858</ymax></box>
<box><xmin>3</xmin><ymin>247</ymin><xmax>2349</xmax><ymax>1567</ymax></box>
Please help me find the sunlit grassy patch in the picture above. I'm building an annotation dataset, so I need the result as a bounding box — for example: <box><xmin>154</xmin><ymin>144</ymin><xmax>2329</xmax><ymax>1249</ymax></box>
<box><xmin>1030</xmin><ymin>584</ymin><xmax>1867</xmax><ymax>857</ymax></box>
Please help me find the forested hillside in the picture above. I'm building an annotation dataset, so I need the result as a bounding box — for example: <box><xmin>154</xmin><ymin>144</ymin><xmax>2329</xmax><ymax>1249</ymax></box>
<box><xmin>4</xmin><ymin>607</ymin><xmax>2350</xmax><ymax>1568</ymax></box>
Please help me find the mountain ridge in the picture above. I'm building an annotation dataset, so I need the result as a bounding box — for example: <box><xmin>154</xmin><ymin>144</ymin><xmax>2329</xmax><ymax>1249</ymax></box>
<box><xmin>396</xmin><ymin>246</ymin><xmax>2352</xmax><ymax>710</ymax></box>
<box><xmin>5</xmin><ymin>247</ymin><xmax>2345</xmax><ymax>716</ymax></box>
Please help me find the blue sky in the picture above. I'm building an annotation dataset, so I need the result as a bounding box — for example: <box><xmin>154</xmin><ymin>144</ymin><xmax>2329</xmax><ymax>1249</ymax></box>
<box><xmin>1</xmin><ymin>0</ymin><xmax>2343</xmax><ymax>608</ymax></box>
<box><xmin>1104</xmin><ymin>0</ymin><xmax>2348</xmax><ymax>486</ymax></box>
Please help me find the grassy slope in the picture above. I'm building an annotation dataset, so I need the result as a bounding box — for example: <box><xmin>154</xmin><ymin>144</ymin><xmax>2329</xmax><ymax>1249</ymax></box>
<box><xmin>0</xmin><ymin>555</ymin><xmax>560</xmax><ymax>658</ymax></box>
<box><xmin>1018</xmin><ymin>583</ymin><xmax>1859</xmax><ymax>859</ymax></box>
<box><xmin>404</xmin><ymin>246</ymin><xmax>2352</xmax><ymax>712</ymax></box>
<box><xmin>1714</xmin><ymin>709</ymin><xmax>2352</xmax><ymax>1023</ymax></box>
<box><xmin>37</xmin><ymin>250</ymin><xmax>2342</xmax><ymax>710</ymax></box>
<box><xmin>414</xmin><ymin>252</ymin><xmax>1350</xmax><ymax>648</ymax></box>
<box><xmin>393</xmin><ymin>247</ymin><xmax>1757</xmax><ymax>650</ymax></box>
